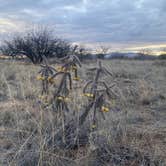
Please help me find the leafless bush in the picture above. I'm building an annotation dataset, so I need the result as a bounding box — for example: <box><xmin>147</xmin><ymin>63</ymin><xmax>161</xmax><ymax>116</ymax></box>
<box><xmin>0</xmin><ymin>28</ymin><xmax>73</xmax><ymax>64</ymax></box>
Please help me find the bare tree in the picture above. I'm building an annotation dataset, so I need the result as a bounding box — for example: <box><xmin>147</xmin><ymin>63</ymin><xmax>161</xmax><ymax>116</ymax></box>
<box><xmin>139</xmin><ymin>48</ymin><xmax>152</xmax><ymax>56</ymax></box>
<box><xmin>0</xmin><ymin>27</ymin><xmax>73</xmax><ymax>64</ymax></box>
<box><xmin>96</xmin><ymin>45</ymin><xmax>110</xmax><ymax>59</ymax></box>
<box><xmin>100</xmin><ymin>45</ymin><xmax>109</xmax><ymax>55</ymax></box>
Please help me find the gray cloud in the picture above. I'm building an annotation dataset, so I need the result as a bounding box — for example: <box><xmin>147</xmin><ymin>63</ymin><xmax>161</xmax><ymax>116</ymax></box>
<box><xmin>0</xmin><ymin>0</ymin><xmax>166</xmax><ymax>43</ymax></box>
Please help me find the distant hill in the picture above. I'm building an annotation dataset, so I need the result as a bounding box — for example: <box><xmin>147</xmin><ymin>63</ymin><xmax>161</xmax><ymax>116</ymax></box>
<box><xmin>105</xmin><ymin>52</ymin><xmax>157</xmax><ymax>60</ymax></box>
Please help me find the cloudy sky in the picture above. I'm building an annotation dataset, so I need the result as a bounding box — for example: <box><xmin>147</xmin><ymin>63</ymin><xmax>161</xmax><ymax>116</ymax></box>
<box><xmin>0</xmin><ymin>0</ymin><xmax>166</xmax><ymax>51</ymax></box>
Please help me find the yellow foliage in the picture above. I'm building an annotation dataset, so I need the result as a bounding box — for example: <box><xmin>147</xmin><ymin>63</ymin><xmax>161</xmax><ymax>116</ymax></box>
<box><xmin>92</xmin><ymin>124</ymin><xmax>96</xmax><ymax>129</ymax></box>
<box><xmin>101</xmin><ymin>106</ymin><xmax>109</xmax><ymax>112</ymax></box>
<box><xmin>36</xmin><ymin>75</ymin><xmax>45</xmax><ymax>81</ymax></box>
<box><xmin>57</xmin><ymin>96</ymin><xmax>70</xmax><ymax>102</ymax></box>
<box><xmin>39</xmin><ymin>95</ymin><xmax>49</xmax><ymax>103</ymax></box>
<box><xmin>56</xmin><ymin>66</ymin><xmax>69</xmax><ymax>72</ymax></box>
<box><xmin>83</xmin><ymin>93</ymin><xmax>94</xmax><ymax>98</ymax></box>
<box><xmin>47</xmin><ymin>77</ymin><xmax>54</xmax><ymax>84</ymax></box>
<box><xmin>71</xmin><ymin>65</ymin><xmax>77</xmax><ymax>71</ymax></box>
<box><xmin>73</xmin><ymin>77</ymin><xmax>80</xmax><ymax>81</ymax></box>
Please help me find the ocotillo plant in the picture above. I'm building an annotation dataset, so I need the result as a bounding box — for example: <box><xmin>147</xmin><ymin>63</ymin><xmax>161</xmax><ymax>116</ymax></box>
<box><xmin>79</xmin><ymin>61</ymin><xmax>117</xmax><ymax>129</ymax></box>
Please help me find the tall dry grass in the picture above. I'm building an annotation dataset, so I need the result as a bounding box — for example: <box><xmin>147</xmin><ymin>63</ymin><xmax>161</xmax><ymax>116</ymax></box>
<box><xmin>0</xmin><ymin>59</ymin><xmax>166</xmax><ymax>165</ymax></box>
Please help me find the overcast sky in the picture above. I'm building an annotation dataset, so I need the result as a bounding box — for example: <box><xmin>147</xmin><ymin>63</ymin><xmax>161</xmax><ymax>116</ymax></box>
<box><xmin>0</xmin><ymin>0</ymin><xmax>166</xmax><ymax>47</ymax></box>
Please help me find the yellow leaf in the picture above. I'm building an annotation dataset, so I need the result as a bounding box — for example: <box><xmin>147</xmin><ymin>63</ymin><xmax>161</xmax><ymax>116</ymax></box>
<box><xmin>92</xmin><ymin>124</ymin><xmax>96</xmax><ymax>129</ymax></box>
<box><xmin>47</xmin><ymin>77</ymin><xmax>54</xmax><ymax>84</ymax></box>
<box><xmin>36</xmin><ymin>75</ymin><xmax>45</xmax><ymax>81</ymax></box>
<box><xmin>83</xmin><ymin>93</ymin><xmax>94</xmax><ymax>98</ymax></box>
<box><xmin>57</xmin><ymin>96</ymin><xmax>70</xmax><ymax>102</ymax></box>
<box><xmin>101</xmin><ymin>106</ymin><xmax>109</xmax><ymax>112</ymax></box>
<box><xmin>73</xmin><ymin>77</ymin><xmax>80</xmax><ymax>81</ymax></box>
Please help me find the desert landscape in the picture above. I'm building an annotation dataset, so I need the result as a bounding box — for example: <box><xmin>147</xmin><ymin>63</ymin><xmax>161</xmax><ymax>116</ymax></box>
<box><xmin>0</xmin><ymin>58</ymin><xmax>165</xmax><ymax>165</ymax></box>
<box><xmin>0</xmin><ymin>0</ymin><xmax>166</xmax><ymax>165</ymax></box>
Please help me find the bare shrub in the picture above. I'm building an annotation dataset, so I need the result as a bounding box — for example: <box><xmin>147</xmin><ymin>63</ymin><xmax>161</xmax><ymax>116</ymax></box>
<box><xmin>0</xmin><ymin>27</ymin><xmax>73</xmax><ymax>64</ymax></box>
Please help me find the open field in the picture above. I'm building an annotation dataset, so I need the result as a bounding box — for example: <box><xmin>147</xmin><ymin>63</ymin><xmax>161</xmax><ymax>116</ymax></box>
<box><xmin>0</xmin><ymin>59</ymin><xmax>166</xmax><ymax>165</ymax></box>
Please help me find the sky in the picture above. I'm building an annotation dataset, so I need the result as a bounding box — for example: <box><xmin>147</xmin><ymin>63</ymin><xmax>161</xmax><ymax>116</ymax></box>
<box><xmin>0</xmin><ymin>0</ymin><xmax>166</xmax><ymax>52</ymax></box>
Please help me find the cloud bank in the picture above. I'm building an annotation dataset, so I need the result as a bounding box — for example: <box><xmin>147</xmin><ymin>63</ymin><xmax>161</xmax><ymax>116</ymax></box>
<box><xmin>0</xmin><ymin>0</ymin><xmax>166</xmax><ymax>44</ymax></box>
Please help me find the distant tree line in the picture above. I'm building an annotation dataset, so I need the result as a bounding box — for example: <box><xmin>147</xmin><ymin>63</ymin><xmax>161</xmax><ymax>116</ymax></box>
<box><xmin>158</xmin><ymin>54</ymin><xmax>166</xmax><ymax>60</ymax></box>
<box><xmin>1</xmin><ymin>28</ymin><xmax>166</xmax><ymax>63</ymax></box>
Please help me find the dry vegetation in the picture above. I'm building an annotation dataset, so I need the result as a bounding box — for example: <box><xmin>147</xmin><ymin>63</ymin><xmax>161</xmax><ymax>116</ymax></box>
<box><xmin>0</xmin><ymin>59</ymin><xmax>166</xmax><ymax>166</ymax></box>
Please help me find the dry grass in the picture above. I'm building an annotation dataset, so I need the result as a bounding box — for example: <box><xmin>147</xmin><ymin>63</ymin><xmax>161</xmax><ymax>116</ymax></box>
<box><xmin>0</xmin><ymin>59</ymin><xmax>166</xmax><ymax>166</ymax></box>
